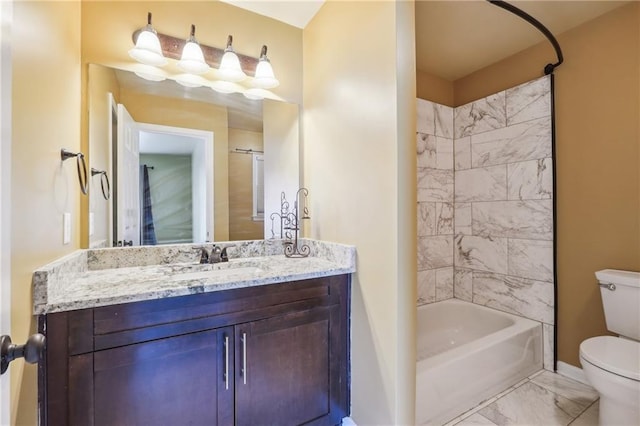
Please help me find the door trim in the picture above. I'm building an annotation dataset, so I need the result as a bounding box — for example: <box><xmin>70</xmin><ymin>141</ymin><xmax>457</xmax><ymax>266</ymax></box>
<box><xmin>0</xmin><ymin>0</ymin><xmax>13</xmax><ymax>422</ymax></box>
<box><xmin>136</xmin><ymin>122</ymin><xmax>214</xmax><ymax>244</ymax></box>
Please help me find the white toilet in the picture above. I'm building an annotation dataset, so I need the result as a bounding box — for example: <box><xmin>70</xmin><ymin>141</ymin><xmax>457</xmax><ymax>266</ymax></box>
<box><xmin>579</xmin><ymin>269</ymin><xmax>640</xmax><ymax>426</ymax></box>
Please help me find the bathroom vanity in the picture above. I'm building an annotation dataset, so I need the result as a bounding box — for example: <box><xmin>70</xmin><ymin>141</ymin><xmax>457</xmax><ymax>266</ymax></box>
<box><xmin>33</xmin><ymin>240</ymin><xmax>355</xmax><ymax>426</ymax></box>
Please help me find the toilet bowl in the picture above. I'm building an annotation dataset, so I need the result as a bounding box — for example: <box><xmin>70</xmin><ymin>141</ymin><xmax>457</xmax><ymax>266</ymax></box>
<box><xmin>579</xmin><ymin>269</ymin><xmax>640</xmax><ymax>426</ymax></box>
<box><xmin>580</xmin><ymin>336</ymin><xmax>640</xmax><ymax>425</ymax></box>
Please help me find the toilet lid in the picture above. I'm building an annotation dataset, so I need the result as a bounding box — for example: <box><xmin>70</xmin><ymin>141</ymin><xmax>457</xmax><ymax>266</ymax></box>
<box><xmin>580</xmin><ymin>336</ymin><xmax>640</xmax><ymax>381</ymax></box>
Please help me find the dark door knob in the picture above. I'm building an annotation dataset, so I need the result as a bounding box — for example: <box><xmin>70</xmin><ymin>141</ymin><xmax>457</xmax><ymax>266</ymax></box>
<box><xmin>1</xmin><ymin>333</ymin><xmax>45</xmax><ymax>375</ymax></box>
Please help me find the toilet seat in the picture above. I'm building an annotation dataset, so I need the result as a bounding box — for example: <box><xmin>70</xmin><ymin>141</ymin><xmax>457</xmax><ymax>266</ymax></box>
<box><xmin>580</xmin><ymin>336</ymin><xmax>640</xmax><ymax>381</ymax></box>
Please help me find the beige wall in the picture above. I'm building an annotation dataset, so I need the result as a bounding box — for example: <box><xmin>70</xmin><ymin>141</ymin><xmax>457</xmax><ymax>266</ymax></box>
<box><xmin>11</xmin><ymin>1</ymin><xmax>81</xmax><ymax>424</ymax></box>
<box><xmin>303</xmin><ymin>1</ymin><xmax>416</xmax><ymax>423</ymax></box>
<box><xmin>416</xmin><ymin>69</ymin><xmax>454</xmax><ymax>107</ymax></box>
<box><xmin>228</xmin><ymin>128</ymin><xmax>264</xmax><ymax>241</ymax></box>
<box><xmin>87</xmin><ymin>64</ymin><xmax>119</xmax><ymax>247</ymax></box>
<box><xmin>453</xmin><ymin>3</ymin><xmax>640</xmax><ymax>367</ymax></box>
<box><xmin>263</xmin><ymin>100</ymin><xmax>300</xmax><ymax>238</ymax></box>
<box><xmin>118</xmin><ymin>90</ymin><xmax>230</xmax><ymax>241</ymax></box>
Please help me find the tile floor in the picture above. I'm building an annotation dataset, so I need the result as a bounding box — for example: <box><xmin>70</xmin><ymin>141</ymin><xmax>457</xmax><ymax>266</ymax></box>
<box><xmin>445</xmin><ymin>370</ymin><xmax>600</xmax><ymax>426</ymax></box>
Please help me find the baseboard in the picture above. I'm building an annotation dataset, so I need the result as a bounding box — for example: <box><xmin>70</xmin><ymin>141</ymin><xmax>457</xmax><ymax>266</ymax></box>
<box><xmin>556</xmin><ymin>361</ymin><xmax>591</xmax><ymax>385</ymax></box>
<box><xmin>341</xmin><ymin>417</ymin><xmax>357</xmax><ymax>426</ymax></box>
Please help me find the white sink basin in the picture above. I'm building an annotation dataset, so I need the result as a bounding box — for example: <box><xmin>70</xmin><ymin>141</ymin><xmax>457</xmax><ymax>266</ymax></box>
<box><xmin>171</xmin><ymin>266</ymin><xmax>263</xmax><ymax>281</ymax></box>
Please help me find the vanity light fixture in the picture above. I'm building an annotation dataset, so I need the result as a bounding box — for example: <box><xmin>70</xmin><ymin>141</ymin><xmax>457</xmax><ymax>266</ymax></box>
<box><xmin>252</xmin><ymin>45</ymin><xmax>279</xmax><ymax>89</ymax></box>
<box><xmin>177</xmin><ymin>25</ymin><xmax>210</xmax><ymax>75</ymax></box>
<box><xmin>128</xmin><ymin>20</ymin><xmax>281</xmax><ymax>94</ymax></box>
<box><xmin>217</xmin><ymin>35</ymin><xmax>247</xmax><ymax>82</ymax></box>
<box><xmin>128</xmin><ymin>12</ymin><xmax>167</xmax><ymax>67</ymax></box>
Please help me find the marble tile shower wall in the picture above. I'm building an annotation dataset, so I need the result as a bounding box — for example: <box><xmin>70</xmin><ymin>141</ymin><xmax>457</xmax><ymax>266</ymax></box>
<box><xmin>416</xmin><ymin>76</ymin><xmax>554</xmax><ymax>369</ymax></box>
<box><xmin>416</xmin><ymin>99</ymin><xmax>455</xmax><ymax>304</ymax></box>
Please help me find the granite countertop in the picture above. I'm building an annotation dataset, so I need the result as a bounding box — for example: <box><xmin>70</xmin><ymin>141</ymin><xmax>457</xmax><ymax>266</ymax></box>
<box><xmin>33</xmin><ymin>239</ymin><xmax>356</xmax><ymax>314</ymax></box>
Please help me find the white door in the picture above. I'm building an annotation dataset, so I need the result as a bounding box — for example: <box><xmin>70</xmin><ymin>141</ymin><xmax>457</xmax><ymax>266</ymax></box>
<box><xmin>116</xmin><ymin>104</ymin><xmax>140</xmax><ymax>246</ymax></box>
<box><xmin>0</xmin><ymin>0</ymin><xmax>11</xmax><ymax>421</ymax></box>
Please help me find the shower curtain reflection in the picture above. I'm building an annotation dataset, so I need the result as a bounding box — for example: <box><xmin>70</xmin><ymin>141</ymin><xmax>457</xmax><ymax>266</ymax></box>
<box><xmin>139</xmin><ymin>154</ymin><xmax>193</xmax><ymax>244</ymax></box>
<box><xmin>141</xmin><ymin>165</ymin><xmax>157</xmax><ymax>245</ymax></box>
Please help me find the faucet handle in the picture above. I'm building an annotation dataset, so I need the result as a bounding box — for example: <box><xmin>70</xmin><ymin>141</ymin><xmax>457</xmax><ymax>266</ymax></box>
<box><xmin>220</xmin><ymin>246</ymin><xmax>233</xmax><ymax>262</ymax></box>
<box><xmin>192</xmin><ymin>246</ymin><xmax>209</xmax><ymax>264</ymax></box>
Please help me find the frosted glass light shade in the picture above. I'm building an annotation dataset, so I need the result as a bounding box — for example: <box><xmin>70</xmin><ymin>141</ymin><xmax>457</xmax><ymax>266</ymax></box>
<box><xmin>129</xmin><ymin>28</ymin><xmax>167</xmax><ymax>67</ymax></box>
<box><xmin>243</xmin><ymin>88</ymin><xmax>267</xmax><ymax>100</ymax></box>
<box><xmin>253</xmin><ymin>60</ymin><xmax>279</xmax><ymax>89</ymax></box>
<box><xmin>177</xmin><ymin>41</ymin><xmax>210</xmax><ymax>74</ymax></box>
<box><xmin>175</xmin><ymin>73</ymin><xmax>206</xmax><ymax>88</ymax></box>
<box><xmin>134</xmin><ymin>71</ymin><xmax>166</xmax><ymax>82</ymax></box>
<box><xmin>177</xmin><ymin>26</ymin><xmax>210</xmax><ymax>75</ymax></box>
<box><xmin>218</xmin><ymin>38</ymin><xmax>246</xmax><ymax>82</ymax></box>
<box><xmin>210</xmin><ymin>81</ymin><xmax>240</xmax><ymax>94</ymax></box>
<box><xmin>252</xmin><ymin>46</ymin><xmax>279</xmax><ymax>89</ymax></box>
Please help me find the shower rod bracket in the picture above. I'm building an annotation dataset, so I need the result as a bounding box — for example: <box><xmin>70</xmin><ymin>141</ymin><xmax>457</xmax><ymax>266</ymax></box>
<box><xmin>487</xmin><ymin>0</ymin><xmax>564</xmax><ymax>75</ymax></box>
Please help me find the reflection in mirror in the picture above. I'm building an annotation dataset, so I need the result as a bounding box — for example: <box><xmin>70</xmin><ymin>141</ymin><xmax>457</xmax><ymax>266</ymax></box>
<box><xmin>87</xmin><ymin>64</ymin><xmax>299</xmax><ymax>248</ymax></box>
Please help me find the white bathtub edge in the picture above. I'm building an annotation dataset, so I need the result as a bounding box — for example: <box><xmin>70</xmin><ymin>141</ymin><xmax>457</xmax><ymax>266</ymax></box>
<box><xmin>341</xmin><ymin>417</ymin><xmax>357</xmax><ymax>426</ymax></box>
<box><xmin>416</xmin><ymin>300</ymin><xmax>543</xmax><ymax>425</ymax></box>
<box><xmin>557</xmin><ymin>361</ymin><xmax>590</xmax><ymax>386</ymax></box>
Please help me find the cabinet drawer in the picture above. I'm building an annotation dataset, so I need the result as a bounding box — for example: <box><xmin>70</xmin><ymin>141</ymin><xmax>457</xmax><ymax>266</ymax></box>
<box><xmin>63</xmin><ymin>275</ymin><xmax>347</xmax><ymax>354</ymax></box>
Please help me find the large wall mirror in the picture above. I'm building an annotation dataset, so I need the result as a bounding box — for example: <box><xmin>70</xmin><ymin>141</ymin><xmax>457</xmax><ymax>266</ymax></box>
<box><xmin>87</xmin><ymin>64</ymin><xmax>300</xmax><ymax>248</ymax></box>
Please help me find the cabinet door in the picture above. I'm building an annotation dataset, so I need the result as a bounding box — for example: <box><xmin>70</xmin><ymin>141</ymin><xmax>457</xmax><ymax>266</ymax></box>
<box><xmin>87</xmin><ymin>328</ymin><xmax>234</xmax><ymax>426</ymax></box>
<box><xmin>235</xmin><ymin>306</ymin><xmax>342</xmax><ymax>426</ymax></box>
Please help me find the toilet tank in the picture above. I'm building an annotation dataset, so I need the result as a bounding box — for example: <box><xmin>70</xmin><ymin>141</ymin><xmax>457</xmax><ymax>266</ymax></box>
<box><xmin>595</xmin><ymin>269</ymin><xmax>640</xmax><ymax>340</ymax></box>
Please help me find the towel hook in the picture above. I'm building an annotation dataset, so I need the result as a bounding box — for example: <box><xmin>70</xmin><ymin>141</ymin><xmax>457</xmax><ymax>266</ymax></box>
<box><xmin>91</xmin><ymin>168</ymin><xmax>111</xmax><ymax>201</ymax></box>
<box><xmin>61</xmin><ymin>149</ymin><xmax>88</xmax><ymax>195</ymax></box>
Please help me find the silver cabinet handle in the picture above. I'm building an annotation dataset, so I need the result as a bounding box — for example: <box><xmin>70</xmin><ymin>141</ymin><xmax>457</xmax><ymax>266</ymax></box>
<box><xmin>241</xmin><ymin>332</ymin><xmax>247</xmax><ymax>385</ymax></box>
<box><xmin>224</xmin><ymin>335</ymin><xmax>229</xmax><ymax>390</ymax></box>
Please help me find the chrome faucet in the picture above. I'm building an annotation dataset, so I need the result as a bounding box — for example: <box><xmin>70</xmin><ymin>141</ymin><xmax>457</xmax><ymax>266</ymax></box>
<box><xmin>194</xmin><ymin>245</ymin><xmax>231</xmax><ymax>264</ymax></box>
<box><xmin>210</xmin><ymin>245</ymin><xmax>222</xmax><ymax>263</ymax></box>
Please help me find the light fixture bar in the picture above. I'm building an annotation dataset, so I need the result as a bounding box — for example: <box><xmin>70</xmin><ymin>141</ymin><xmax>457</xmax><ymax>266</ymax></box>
<box><xmin>131</xmin><ymin>29</ymin><xmax>259</xmax><ymax>76</ymax></box>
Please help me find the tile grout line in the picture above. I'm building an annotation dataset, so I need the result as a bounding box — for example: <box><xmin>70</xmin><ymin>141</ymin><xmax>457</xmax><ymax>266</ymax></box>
<box><xmin>567</xmin><ymin>398</ymin><xmax>599</xmax><ymax>425</ymax></box>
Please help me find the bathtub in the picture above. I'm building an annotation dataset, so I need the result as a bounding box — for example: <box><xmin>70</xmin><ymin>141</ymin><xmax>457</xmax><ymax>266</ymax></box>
<box><xmin>416</xmin><ymin>299</ymin><xmax>542</xmax><ymax>425</ymax></box>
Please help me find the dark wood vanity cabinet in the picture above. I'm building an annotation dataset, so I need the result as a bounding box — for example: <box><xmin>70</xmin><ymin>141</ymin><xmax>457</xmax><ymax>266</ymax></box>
<box><xmin>39</xmin><ymin>275</ymin><xmax>350</xmax><ymax>426</ymax></box>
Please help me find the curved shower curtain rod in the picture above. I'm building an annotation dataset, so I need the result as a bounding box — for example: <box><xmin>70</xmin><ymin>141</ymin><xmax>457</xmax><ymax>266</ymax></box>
<box><xmin>487</xmin><ymin>0</ymin><xmax>564</xmax><ymax>75</ymax></box>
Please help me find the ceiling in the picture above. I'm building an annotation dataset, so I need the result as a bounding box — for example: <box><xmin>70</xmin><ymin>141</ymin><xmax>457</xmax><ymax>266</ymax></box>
<box><xmin>220</xmin><ymin>0</ymin><xmax>325</xmax><ymax>28</ymax></box>
<box><xmin>416</xmin><ymin>0</ymin><xmax>629</xmax><ymax>81</ymax></box>
<box><xmin>222</xmin><ymin>0</ymin><xmax>628</xmax><ymax>81</ymax></box>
